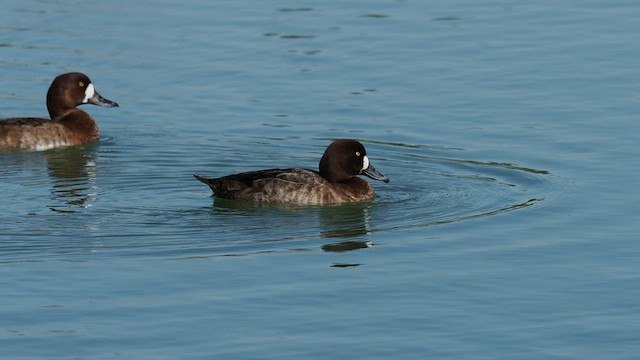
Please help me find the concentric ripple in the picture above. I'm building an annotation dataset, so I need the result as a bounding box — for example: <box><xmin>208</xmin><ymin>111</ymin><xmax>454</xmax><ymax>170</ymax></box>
<box><xmin>364</xmin><ymin>140</ymin><xmax>550</xmax><ymax>233</ymax></box>
<box><xmin>163</xmin><ymin>139</ymin><xmax>554</xmax><ymax>259</ymax></box>
<box><xmin>0</xmin><ymin>139</ymin><xmax>554</xmax><ymax>262</ymax></box>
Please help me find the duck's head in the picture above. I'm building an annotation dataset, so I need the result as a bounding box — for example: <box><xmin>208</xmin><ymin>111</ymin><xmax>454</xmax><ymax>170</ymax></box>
<box><xmin>319</xmin><ymin>139</ymin><xmax>389</xmax><ymax>183</ymax></box>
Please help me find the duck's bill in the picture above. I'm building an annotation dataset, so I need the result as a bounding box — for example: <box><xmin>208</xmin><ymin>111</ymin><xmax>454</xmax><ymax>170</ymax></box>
<box><xmin>361</xmin><ymin>164</ymin><xmax>389</xmax><ymax>183</ymax></box>
<box><xmin>87</xmin><ymin>91</ymin><xmax>119</xmax><ymax>108</ymax></box>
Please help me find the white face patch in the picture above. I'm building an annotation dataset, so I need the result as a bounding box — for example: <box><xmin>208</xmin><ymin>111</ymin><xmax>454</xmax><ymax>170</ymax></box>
<box><xmin>82</xmin><ymin>83</ymin><xmax>95</xmax><ymax>103</ymax></box>
<box><xmin>362</xmin><ymin>155</ymin><xmax>370</xmax><ymax>171</ymax></box>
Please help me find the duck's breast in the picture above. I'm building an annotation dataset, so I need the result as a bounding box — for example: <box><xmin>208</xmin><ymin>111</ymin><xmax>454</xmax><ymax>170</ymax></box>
<box><xmin>322</xmin><ymin>177</ymin><xmax>376</xmax><ymax>204</ymax></box>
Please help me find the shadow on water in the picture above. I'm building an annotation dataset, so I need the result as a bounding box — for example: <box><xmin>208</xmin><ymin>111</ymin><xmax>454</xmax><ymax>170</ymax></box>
<box><xmin>0</xmin><ymin>143</ymin><xmax>99</xmax><ymax>215</ymax></box>
<box><xmin>211</xmin><ymin>197</ymin><xmax>375</xmax><ymax>249</ymax></box>
<box><xmin>317</xmin><ymin>203</ymin><xmax>374</xmax><ymax>268</ymax></box>
<box><xmin>44</xmin><ymin>144</ymin><xmax>99</xmax><ymax>213</ymax></box>
<box><xmin>0</xmin><ymin>144</ymin><xmax>102</xmax><ymax>263</ymax></box>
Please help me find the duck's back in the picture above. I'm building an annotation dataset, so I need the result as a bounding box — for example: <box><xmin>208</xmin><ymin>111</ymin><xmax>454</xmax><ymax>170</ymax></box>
<box><xmin>195</xmin><ymin>168</ymin><xmax>375</xmax><ymax>205</ymax></box>
<box><xmin>0</xmin><ymin>117</ymin><xmax>50</xmax><ymax>127</ymax></box>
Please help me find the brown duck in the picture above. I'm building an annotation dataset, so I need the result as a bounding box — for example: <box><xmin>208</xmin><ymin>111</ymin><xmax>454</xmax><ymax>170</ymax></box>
<box><xmin>194</xmin><ymin>139</ymin><xmax>389</xmax><ymax>205</ymax></box>
<box><xmin>0</xmin><ymin>72</ymin><xmax>118</xmax><ymax>151</ymax></box>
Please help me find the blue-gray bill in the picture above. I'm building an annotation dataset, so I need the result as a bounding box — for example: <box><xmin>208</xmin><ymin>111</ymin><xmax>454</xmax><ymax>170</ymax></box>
<box><xmin>87</xmin><ymin>91</ymin><xmax>119</xmax><ymax>108</ymax></box>
<box><xmin>361</xmin><ymin>164</ymin><xmax>389</xmax><ymax>183</ymax></box>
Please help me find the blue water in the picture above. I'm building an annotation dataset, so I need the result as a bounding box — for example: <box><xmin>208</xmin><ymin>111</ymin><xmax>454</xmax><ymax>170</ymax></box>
<box><xmin>1</xmin><ymin>1</ymin><xmax>639</xmax><ymax>359</ymax></box>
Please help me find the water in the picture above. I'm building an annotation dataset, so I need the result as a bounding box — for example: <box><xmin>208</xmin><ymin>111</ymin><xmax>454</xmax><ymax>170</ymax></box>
<box><xmin>1</xmin><ymin>1</ymin><xmax>639</xmax><ymax>359</ymax></box>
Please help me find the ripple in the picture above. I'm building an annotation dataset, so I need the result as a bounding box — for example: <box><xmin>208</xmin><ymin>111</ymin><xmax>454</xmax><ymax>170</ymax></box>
<box><xmin>279</xmin><ymin>35</ymin><xmax>316</xmax><ymax>40</ymax></box>
<box><xmin>360</xmin><ymin>14</ymin><xmax>391</xmax><ymax>19</ymax></box>
<box><xmin>167</xmin><ymin>139</ymin><xmax>553</xmax><ymax>259</ymax></box>
<box><xmin>278</xmin><ymin>8</ymin><xmax>314</xmax><ymax>12</ymax></box>
<box><xmin>363</xmin><ymin>140</ymin><xmax>552</xmax><ymax>233</ymax></box>
<box><xmin>0</xmin><ymin>138</ymin><xmax>556</xmax><ymax>262</ymax></box>
<box><xmin>433</xmin><ymin>16</ymin><xmax>462</xmax><ymax>22</ymax></box>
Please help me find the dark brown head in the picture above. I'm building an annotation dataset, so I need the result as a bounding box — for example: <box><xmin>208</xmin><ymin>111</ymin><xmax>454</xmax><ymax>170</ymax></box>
<box><xmin>46</xmin><ymin>72</ymin><xmax>118</xmax><ymax>120</ymax></box>
<box><xmin>318</xmin><ymin>139</ymin><xmax>389</xmax><ymax>183</ymax></box>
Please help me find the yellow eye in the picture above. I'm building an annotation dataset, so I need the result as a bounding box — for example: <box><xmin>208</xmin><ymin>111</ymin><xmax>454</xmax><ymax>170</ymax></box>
<box><xmin>78</xmin><ymin>81</ymin><xmax>85</xmax><ymax>87</ymax></box>
<box><xmin>355</xmin><ymin>151</ymin><xmax>361</xmax><ymax>157</ymax></box>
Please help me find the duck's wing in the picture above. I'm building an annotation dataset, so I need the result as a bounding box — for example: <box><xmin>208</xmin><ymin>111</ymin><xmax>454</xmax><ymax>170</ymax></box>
<box><xmin>273</xmin><ymin>168</ymin><xmax>325</xmax><ymax>184</ymax></box>
<box><xmin>221</xmin><ymin>168</ymin><xmax>320</xmax><ymax>187</ymax></box>
<box><xmin>194</xmin><ymin>168</ymin><xmax>324</xmax><ymax>196</ymax></box>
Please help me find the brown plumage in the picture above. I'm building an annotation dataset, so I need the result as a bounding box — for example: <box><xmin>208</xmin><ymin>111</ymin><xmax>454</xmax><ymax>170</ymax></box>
<box><xmin>194</xmin><ymin>139</ymin><xmax>389</xmax><ymax>205</ymax></box>
<box><xmin>0</xmin><ymin>72</ymin><xmax>118</xmax><ymax>151</ymax></box>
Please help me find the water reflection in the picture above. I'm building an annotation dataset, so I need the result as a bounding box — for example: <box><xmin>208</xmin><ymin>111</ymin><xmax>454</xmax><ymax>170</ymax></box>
<box><xmin>321</xmin><ymin>241</ymin><xmax>372</xmax><ymax>252</ymax></box>
<box><xmin>45</xmin><ymin>145</ymin><xmax>98</xmax><ymax>213</ymax></box>
<box><xmin>210</xmin><ymin>197</ymin><xmax>375</xmax><ymax>253</ymax></box>
<box><xmin>318</xmin><ymin>202</ymin><xmax>371</xmax><ymax>238</ymax></box>
<box><xmin>319</xmin><ymin>202</ymin><xmax>374</xmax><ymax>256</ymax></box>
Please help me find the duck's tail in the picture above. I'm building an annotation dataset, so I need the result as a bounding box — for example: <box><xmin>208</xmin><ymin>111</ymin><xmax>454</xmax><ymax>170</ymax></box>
<box><xmin>193</xmin><ymin>174</ymin><xmax>217</xmax><ymax>193</ymax></box>
<box><xmin>193</xmin><ymin>174</ymin><xmax>209</xmax><ymax>184</ymax></box>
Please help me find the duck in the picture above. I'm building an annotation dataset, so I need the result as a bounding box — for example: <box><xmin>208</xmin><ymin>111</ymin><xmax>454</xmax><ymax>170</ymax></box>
<box><xmin>194</xmin><ymin>139</ymin><xmax>389</xmax><ymax>205</ymax></box>
<box><xmin>0</xmin><ymin>72</ymin><xmax>118</xmax><ymax>151</ymax></box>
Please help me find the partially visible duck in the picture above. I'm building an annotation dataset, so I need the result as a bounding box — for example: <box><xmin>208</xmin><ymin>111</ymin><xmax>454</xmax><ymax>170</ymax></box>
<box><xmin>0</xmin><ymin>72</ymin><xmax>118</xmax><ymax>151</ymax></box>
<box><xmin>194</xmin><ymin>139</ymin><xmax>389</xmax><ymax>205</ymax></box>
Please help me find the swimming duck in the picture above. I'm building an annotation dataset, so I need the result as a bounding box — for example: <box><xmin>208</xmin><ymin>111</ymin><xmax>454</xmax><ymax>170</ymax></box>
<box><xmin>0</xmin><ymin>72</ymin><xmax>118</xmax><ymax>151</ymax></box>
<box><xmin>194</xmin><ymin>139</ymin><xmax>389</xmax><ymax>205</ymax></box>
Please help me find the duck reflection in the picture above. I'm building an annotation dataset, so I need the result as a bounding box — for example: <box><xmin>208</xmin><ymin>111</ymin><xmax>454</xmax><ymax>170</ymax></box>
<box><xmin>45</xmin><ymin>144</ymin><xmax>98</xmax><ymax>213</ymax></box>
<box><xmin>210</xmin><ymin>197</ymin><xmax>375</xmax><ymax>253</ymax></box>
<box><xmin>319</xmin><ymin>202</ymin><xmax>371</xmax><ymax>238</ymax></box>
<box><xmin>321</xmin><ymin>240</ymin><xmax>373</xmax><ymax>252</ymax></box>
<box><xmin>318</xmin><ymin>202</ymin><xmax>374</xmax><ymax>253</ymax></box>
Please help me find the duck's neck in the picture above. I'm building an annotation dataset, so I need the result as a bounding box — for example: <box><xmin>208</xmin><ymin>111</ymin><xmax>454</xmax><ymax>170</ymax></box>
<box><xmin>46</xmin><ymin>85</ymin><xmax>75</xmax><ymax>120</ymax></box>
<box><xmin>49</xmin><ymin>108</ymin><xmax>74</xmax><ymax>121</ymax></box>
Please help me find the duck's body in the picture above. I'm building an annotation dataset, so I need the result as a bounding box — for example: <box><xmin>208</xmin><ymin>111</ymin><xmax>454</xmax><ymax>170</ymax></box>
<box><xmin>0</xmin><ymin>115</ymin><xmax>99</xmax><ymax>151</ymax></box>
<box><xmin>194</xmin><ymin>139</ymin><xmax>389</xmax><ymax>205</ymax></box>
<box><xmin>194</xmin><ymin>168</ymin><xmax>376</xmax><ymax>205</ymax></box>
<box><xmin>0</xmin><ymin>72</ymin><xmax>118</xmax><ymax>151</ymax></box>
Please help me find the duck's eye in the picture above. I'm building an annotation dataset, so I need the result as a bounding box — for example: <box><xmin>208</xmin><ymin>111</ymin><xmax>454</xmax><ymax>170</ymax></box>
<box><xmin>78</xmin><ymin>81</ymin><xmax>85</xmax><ymax>87</ymax></box>
<box><xmin>355</xmin><ymin>151</ymin><xmax>361</xmax><ymax>157</ymax></box>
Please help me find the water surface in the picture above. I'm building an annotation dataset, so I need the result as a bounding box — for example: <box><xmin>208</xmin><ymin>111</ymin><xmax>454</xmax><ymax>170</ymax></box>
<box><xmin>1</xmin><ymin>1</ymin><xmax>639</xmax><ymax>359</ymax></box>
